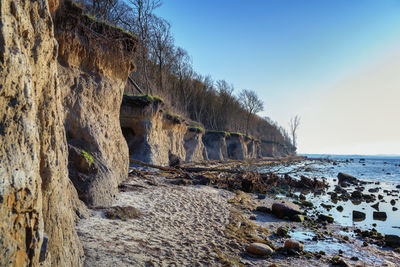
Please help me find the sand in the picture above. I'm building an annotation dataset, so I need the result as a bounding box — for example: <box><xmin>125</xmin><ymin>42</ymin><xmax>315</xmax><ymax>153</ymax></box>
<box><xmin>76</xmin><ymin>173</ymin><xmax>400</xmax><ymax>266</ymax></box>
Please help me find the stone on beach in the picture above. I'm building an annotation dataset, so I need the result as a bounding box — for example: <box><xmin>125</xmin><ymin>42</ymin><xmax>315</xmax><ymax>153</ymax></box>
<box><xmin>337</xmin><ymin>172</ymin><xmax>359</xmax><ymax>185</ymax></box>
<box><xmin>352</xmin><ymin>210</ymin><xmax>366</xmax><ymax>221</ymax></box>
<box><xmin>284</xmin><ymin>239</ymin><xmax>304</xmax><ymax>252</ymax></box>
<box><xmin>271</xmin><ymin>202</ymin><xmax>302</xmax><ymax>219</ymax></box>
<box><xmin>318</xmin><ymin>214</ymin><xmax>334</xmax><ymax>223</ymax></box>
<box><xmin>373</xmin><ymin>211</ymin><xmax>387</xmax><ymax>221</ymax></box>
<box><xmin>246</xmin><ymin>243</ymin><xmax>274</xmax><ymax>256</ymax></box>
<box><xmin>385</xmin><ymin>235</ymin><xmax>400</xmax><ymax>248</ymax></box>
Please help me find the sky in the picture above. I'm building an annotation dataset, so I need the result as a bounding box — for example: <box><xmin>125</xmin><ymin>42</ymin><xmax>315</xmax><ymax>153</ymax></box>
<box><xmin>155</xmin><ymin>0</ymin><xmax>400</xmax><ymax>155</ymax></box>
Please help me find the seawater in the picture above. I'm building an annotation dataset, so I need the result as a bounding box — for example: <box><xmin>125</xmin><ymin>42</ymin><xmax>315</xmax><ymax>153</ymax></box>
<box><xmin>258</xmin><ymin>154</ymin><xmax>400</xmax><ymax>235</ymax></box>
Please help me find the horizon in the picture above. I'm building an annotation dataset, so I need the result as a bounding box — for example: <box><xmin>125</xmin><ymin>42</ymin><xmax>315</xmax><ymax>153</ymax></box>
<box><xmin>156</xmin><ymin>0</ymin><xmax>400</xmax><ymax>155</ymax></box>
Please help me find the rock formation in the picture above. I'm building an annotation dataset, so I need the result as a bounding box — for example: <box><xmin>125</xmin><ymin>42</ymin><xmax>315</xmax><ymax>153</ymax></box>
<box><xmin>184</xmin><ymin>127</ymin><xmax>208</xmax><ymax>162</ymax></box>
<box><xmin>120</xmin><ymin>95</ymin><xmax>187</xmax><ymax>166</ymax></box>
<box><xmin>0</xmin><ymin>0</ymin><xmax>83</xmax><ymax>266</ymax></box>
<box><xmin>55</xmin><ymin>1</ymin><xmax>137</xmax><ymax>205</ymax></box>
<box><xmin>226</xmin><ymin>133</ymin><xmax>248</xmax><ymax>160</ymax></box>
<box><xmin>202</xmin><ymin>131</ymin><xmax>229</xmax><ymax>160</ymax></box>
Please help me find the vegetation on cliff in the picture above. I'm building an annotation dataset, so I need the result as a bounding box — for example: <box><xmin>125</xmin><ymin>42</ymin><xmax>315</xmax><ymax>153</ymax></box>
<box><xmin>74</xmin><ymin>0</ymin><xmax>295</xmax><ymax>152</ymax></box>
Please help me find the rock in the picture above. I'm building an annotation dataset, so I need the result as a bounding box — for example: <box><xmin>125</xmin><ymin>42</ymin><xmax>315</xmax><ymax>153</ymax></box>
<box><xmin>246</xmin><ymin>243</ymin><xmax>274</xmax><ymax>256</ymax></box>
<box><xmin>271</xmin><ymin>202</ymin><xmax>302</xmax><ymax>219</ymax></box>
<box><xmin>336</xmin><ymin>205</ymin><xmax>344</xmax><ymax>212</ymax></box>
<box><xmin>391</xmin><ymin>199</ymin><xmax>396</xmax><ymax>206</ymax></box>
<box><xmin>368</xmin><ymin>188</ymin><xmax>379</xmax><ymax>193</ymax></box>
<box><xmin>396</xmin><ymin>185</ymin><xmax>400</xmax><ymax>189</ymax></box>
<box><xmin>350</xmin><ymin>256</ymin><xmax>359</xmax><ymax>261</ymax></box>
<box><xmin>256</xmin><ymin>206</ymin><xmax>270</xmax><ymax>213</ymax></box>
<box><xmin>292</xmin><ymin>214</ymin><xmax>305</xmax><ymax>222</ymax></box>
<box><xmin>393</xmin><ymin>207</ymin><xmax>398</xmax><ymax>211</ymax></box>
<box><xmin>276</xmin><ymin>227</ymin><xmax>289</xmax><ymax>237</ymax></box>
<box><xmin>385</xmin><ymin>235</ymin><xmax>400</xmax><ymax>247</ymax></box>
<box><xmin>337</xmin><ymin>172</ymin><xmax>359</xmax><ymax>185</ymax></box>
<box><xmin>371</xmin><ymin>202</ymin><xmax>380</xmax><ymax>211</ymax></box>
<box><xmin>258</xmin><ymin>194</ymin><xmax>267</xmax><ymax>200</ymax></box>
<box><xmin>352</xmin><ymin>210</ymin><xmax>366</xmax><ymax>221</ymax></box>
<box><xmin>351</xmin><ymin>190</ymin><xmax>363</xmax><ymax>199</ymax></box>
<box><xmin>330</xmin><ymin>256</ymin><xmax>349</xmax><ymax>266</ymax></box>
<box><xmin>318</xmin><ymin>214</ymin><xmax>334</xmax><ymax>223</ymax></box>
<box><xmin>378</xmin><ymin>194</ymin><xmax>384</xmax><ymax>200</ymax></box>
<box><xmin>373</xmin><ymin>211</ymin><xmax>387</xmax><ymax>221</ymax></box>
<box><xmin>299</xmin><ymin>194</ymin><xmax>306</xmax><ymax>200</ymax></box>
<box><xmin>284</xmin><ymin>239</ymin><xmax>304</xmax><ymax>251</ymax></box>
<box><xmin>250</xmin><ymin>215</ymin><xmax>257</xmax><ymax>220</ymax></box>
<box><xmin>301</xmin><ymin>200</ymin><xmax>314</xmax><ymax>207</ymax></box>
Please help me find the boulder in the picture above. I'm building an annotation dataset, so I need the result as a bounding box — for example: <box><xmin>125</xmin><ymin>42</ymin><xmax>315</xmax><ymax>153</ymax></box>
<box><xmin>352</xmin><ymin>210</ymin><xmax>366</xmax><ymax>221</ymax></box>
<box><xmin>337</xmin><ymin>172</ymin><xmax>359</xmax><ymax>185</ymax></box>
<box><xmin>284</xmin><ymin>239</ymin><xmax>304</xmax><ymax>252</ymax></box>
<box><xmin>373</xmin><ymin>211</ymin><xmax>387</xmax><ymax>221</ymax></box>
<box><xmin>271</xmin><ymin>202</ymin><xmax>302</xmax><ymax>219</ymax></box>
<box><xmin>351</xmin><ymin>190</ymin><xmax>363</xmax><ymax>199</ymax></box>
<box><xmin>371</xmin><ymin>202</ymin><xmax>379</xmax><ymax>211</ymax></box>
<box><xmin>246</xmin><ymin>243</ymin><xmax>274</xmax><ymax>256</ymax></box>
<box><xmin>385</xmin><ymin>235</ymin><xmax>400</xmax><ymax>247</ymax></box>
<box><xmin>276</xmin><ymin>227</ymin><xmax>289</xmax><ymax>237</ymax></box>
<box><xmin>318</xmin><ymin>214</ymin><xmax>334</xmax><ymax>223</ymax></box>
<box><xmin>293</xmin><ymin>214</ymin><xmax>305</xmax><ymax>222</ymax></box>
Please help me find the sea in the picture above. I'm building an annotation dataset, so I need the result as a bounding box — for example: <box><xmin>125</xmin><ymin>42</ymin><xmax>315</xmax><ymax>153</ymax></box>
<box><xmin>258</xmin><ymin>154</ymin><xmax>400</xmax><ymax>236</ymax></box>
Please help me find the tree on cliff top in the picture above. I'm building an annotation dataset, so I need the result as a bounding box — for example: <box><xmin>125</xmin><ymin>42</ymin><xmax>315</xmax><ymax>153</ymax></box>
<box><xmin>239</xmin><ymin>89</ymin><xmax>264</xmax><ymax>136</ymax></box>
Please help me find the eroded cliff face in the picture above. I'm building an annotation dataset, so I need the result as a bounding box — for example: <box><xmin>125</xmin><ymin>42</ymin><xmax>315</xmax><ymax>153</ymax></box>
<box><xmin>54</xmin><ymin>1</ymin><xmax>137</xmax><ymax>206</ymax></box>
<box><xmin>202</xmin><ymin>132</ymin><xmax>229</xmax><ymax>160</ymax></box>
<box><xmin>226</xmin><ymin>134</ymin><xmax>247</xmax><ymax>160</ymax></box>
<box><xmin>0</xmin><ymin>0</ymin><xmax>83</xmax><ymax>266</ymax></box>
<box><xmin>120</xmin><ymin>95</ymin><xmax>188</xmax><ymax>166</ymax></box>
<box><xmin>184</xmin><ymin>128</ymin><xmax>208</xmax><ymax>162</ymax></box>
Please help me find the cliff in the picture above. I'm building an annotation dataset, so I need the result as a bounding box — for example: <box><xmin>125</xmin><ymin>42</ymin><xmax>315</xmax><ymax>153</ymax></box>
<box><xmin>55</xmin><ymin>1</ymin><xmax>137</xmax><ymax>205</ymax></box>
<box><xmin>120</xmin><ymin>95</ymin><xmax>209</xmax><ymax>166</ymax></box>
<box><xmin>202</xmin><ymin>131</ymin><xmax>229</xmax><ymax>160</ymax></box>
<box><xmin>0</xmin><ymin>0</ymin><xmax>83</xmax><ymax>266</ymax></box>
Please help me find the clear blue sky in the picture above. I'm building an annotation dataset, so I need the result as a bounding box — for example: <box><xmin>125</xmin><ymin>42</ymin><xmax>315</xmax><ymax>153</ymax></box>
<box><xmin>156</xmin><ymin>0</ymin><xmax>400</xmax><ymax>155</ymax></box>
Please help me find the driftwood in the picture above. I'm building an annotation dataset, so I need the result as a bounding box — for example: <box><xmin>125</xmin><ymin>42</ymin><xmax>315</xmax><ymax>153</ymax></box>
<box><xmin>130</xmin><ymin>159</ymin><xmax>247</xmax><ymax>174</ymax></box>
<box><xmin>130</xmin><ymin>159</ymin><xmax>178</xmax><ymax>172</ymax></box>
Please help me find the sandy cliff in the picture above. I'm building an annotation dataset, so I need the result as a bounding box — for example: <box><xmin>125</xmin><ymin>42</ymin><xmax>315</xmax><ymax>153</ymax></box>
<box><xmin>55</xmin><ymin>1</ymin><xmax>137</xmax><ymax>206</ymax></box>
<box><xmin>0</xmin><ymin>0</ymin><xmax>83</xmax><ymax>266</ymax></box>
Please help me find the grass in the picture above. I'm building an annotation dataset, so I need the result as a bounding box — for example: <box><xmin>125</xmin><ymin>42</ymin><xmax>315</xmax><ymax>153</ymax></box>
<box><xmin>165</xmin><ymin>111</ymin><xmax>181</xmax><ymax>120</ymax></box>
<box><xmin>81</xmin><ymin>150</ymin><xmax>93</xmax><ymax>163</ymax></box>
<box><xmin>206</xmin><ymin>130</ymin><xmax>230</xmax><ymax>136</ymax></box>
<box><xmin>123</xmin><ymin>94</ymin><xmax>164</xmax><ymax>103</ymax></box>
<box><xmin>229</xmin><ymin>132</ymin><xmax>244</xmax><ymax>137</ymax></box>
<box><xmin>188</xmin><ymin>125</ymin><xmax>204</xmax><ymax>133</ymax></box>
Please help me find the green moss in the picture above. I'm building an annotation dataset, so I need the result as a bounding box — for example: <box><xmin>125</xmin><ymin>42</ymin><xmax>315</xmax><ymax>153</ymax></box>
<box><xmin>206</xmin><ymin>130</ymin><xmax>230</xmax><ymax>136</ymax></box>
<box><xmin>81</xmin><ymin>150</ymin><xmax>93</xmax><ymax>163</ymax></box>
<box><xmin>229</xmin><ymin>132</ymin><xmax>244</xmax><ymax>137</ymax></box>
<box><xmin>188</xmin><ymin>125</ymin><xmax>204</xmax><ymax>133</ymax></box>
<box><xmin>123</xmin><ymin>94</ymin><xmax>164</xmax><ymax>103</ymax></box>
<box><xmin>165</xmin><ymin>111</ymin><xmax>181</xmax><ymax>120</ymax></box>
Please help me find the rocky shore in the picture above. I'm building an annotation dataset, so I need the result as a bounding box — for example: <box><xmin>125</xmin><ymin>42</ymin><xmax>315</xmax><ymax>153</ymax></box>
<box><xmin>76</xmin><ymin>159</ymin><xmax>400</xmax><ymax>266</ymax></box>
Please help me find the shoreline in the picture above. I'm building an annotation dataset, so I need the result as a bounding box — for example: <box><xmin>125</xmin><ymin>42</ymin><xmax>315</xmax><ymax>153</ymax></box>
<box><xmin>78</xmin><ymin>157</ymin><xmax>400</xmax><ymax>266</ymax></box>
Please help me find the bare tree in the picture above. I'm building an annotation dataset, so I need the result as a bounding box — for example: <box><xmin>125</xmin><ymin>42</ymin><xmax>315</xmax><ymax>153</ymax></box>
<box><xmin>149</xmin><ymin>15</ymin><xmax>174</xmax><ymax>93</ymax></box>
<box><xmin>127</xmin><ymin>0</ymin><xmax>162</xmax><ymax>94</ymax></box>
<box><xmin>239</xmin><ymin>89</ymin><xmax>264</xmax><ymax>135</ymax></box>
<box><xmin>289</xmin><ymin>115</ymin><xmax>301</xmax><ymax>148</ymax></box>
